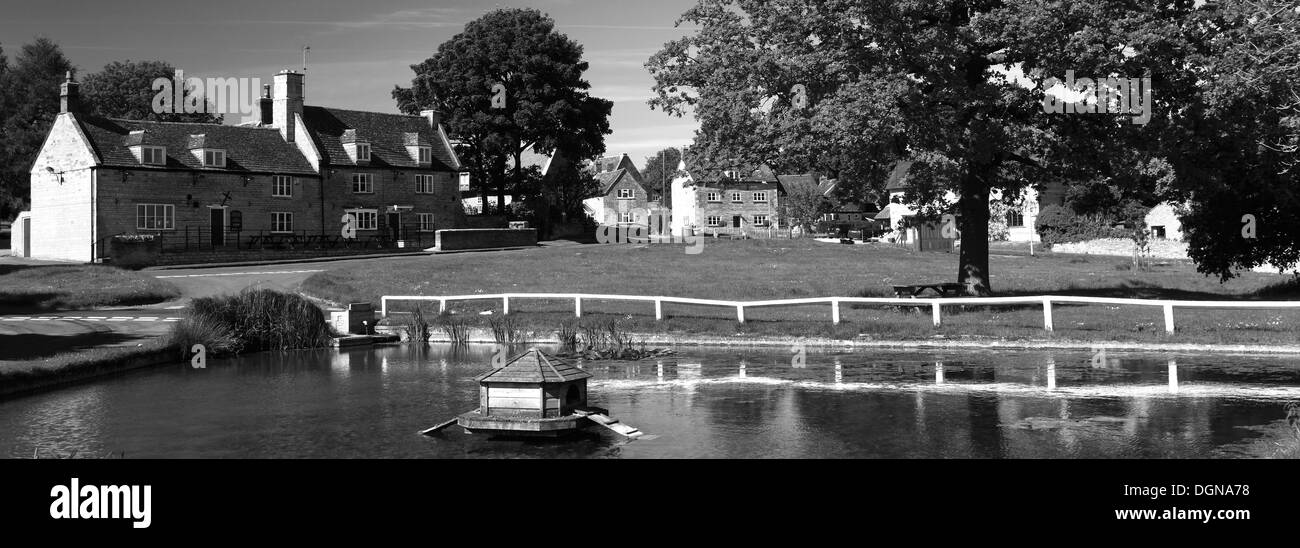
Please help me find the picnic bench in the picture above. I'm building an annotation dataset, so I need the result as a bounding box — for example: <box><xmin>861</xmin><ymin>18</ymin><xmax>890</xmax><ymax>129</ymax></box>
<box><xmin>892</xmin><ymin>283</ymin><xmax>967</xmax><ymax>298</ymax></box>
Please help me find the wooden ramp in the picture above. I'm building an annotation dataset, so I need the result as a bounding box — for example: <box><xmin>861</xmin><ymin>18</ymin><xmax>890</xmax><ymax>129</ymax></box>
<box><xmin>419</xmin><ymin>416</ymin><xmax>461</xmax><ymax>436</ymax></box>
<box><xmin>574</xmin><ymin>409</ymin><xmax>643</xmax><ymax>439</ymax></box>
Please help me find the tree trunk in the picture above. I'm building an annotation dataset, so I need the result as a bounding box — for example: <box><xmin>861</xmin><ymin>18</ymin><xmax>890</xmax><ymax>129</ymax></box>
<box><xmin>957</xmin><ymin>169</ymin><xmax>992</xmax><ymax>296</ymax></box>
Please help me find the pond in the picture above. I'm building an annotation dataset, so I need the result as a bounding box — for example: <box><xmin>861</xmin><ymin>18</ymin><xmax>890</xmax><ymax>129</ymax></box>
<box><xmin>1</xmin><ymin>344</ymin><xmax>1298</xmax><ymax>458</ymax></box>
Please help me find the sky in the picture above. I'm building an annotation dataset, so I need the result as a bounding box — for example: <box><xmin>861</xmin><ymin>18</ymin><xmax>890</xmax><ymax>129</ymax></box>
<box><xmin>0</xmin><ymin>0</ymin><xmax>701</xmax><ymax>165</ymax></box>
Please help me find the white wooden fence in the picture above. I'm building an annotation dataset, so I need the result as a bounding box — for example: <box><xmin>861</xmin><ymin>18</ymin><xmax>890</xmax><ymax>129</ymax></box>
<box><xmin>380</xmin><ymin>293</ymin><xmax>1300</xmax><ymax>334</ymax></box>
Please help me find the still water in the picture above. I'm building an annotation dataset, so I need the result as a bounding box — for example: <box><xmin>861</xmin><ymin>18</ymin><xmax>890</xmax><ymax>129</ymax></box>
<box><xmin>2</xmin><ymin>344</ymin><xmax>1298</xmax><ymax>458</ymax></box>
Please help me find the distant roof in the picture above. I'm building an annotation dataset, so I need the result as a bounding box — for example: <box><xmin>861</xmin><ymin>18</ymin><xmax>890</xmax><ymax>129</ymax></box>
<box><xmin>77</xmin><ymin>117</ymin><xmax>317</xmax><ymax>175</ymax></box>
<box><xmin>475</xmin><ymin>349</ymin><xmax>592</xmax><ymax>384</ymax></box>
<box><xmin>884</xmin><ymin>160</ymin><xmax>914</xmax><ymax>191</ymax></box>
<box><xmin>874</xmin><ymin>203</ymin><xmax>895</xmax><ymax>220</ymax></box>
<box><xmin>596</xmin><ymin>169</ymin><xmax>631</xmax><ymax>195</ymax></box>
<box><xmin>301</xmin><ymin>107</ymin><xmax>457</xmax><ymax>170</ymax></box>
<box><xmin>777</xmin><ymin>173</ymin><xmax>834</xmax><ymax>196</ymax></box>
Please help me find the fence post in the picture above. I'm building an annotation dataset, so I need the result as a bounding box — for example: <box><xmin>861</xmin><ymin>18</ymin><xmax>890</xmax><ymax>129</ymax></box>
<box><xmin>1167</xmin><ymin>358</ymin><xmax>1179</xmax><ymax>394</ymax></box>
<box><xmin>931</xmin><ymin>302</ymin><xmax>941</xmax><ymax>327</ymax></box>
<box><xmin>1163</xmin><ymin>304</ymin><xmax>1175</xmax><ymax>333</ymax></box>
<box><xmin>832</xmin><ymin>298</ymin><xmax>840</xmax><ymax>325</ymax></box>
<box><xmin>503</xmin><ymin>295</ymin><xmax>510</xmax><ymax>315</ymax></box>
<box><xmin>655</xmin><ymin>299</ymin><xmax>663</xmax><ymax>320</ymax></box>
<box><xmin>381</xmin><ymin>297</ymin><xmax>388</xmax><ymax>317</ymax></box>
<box><xmin>736</xmin><ymin>305</ymin><xmax>745</xmax><ymax>323</ymax></box>
<box><xmin>1042</xmin><ymin>297</ymin><xmax>1054</xmax><ymax>331</ymax></box>
<box><xmin>439</xmin><ymin>299</ymin><xmax>446</xmax><ymax>314</ymax></box>
<box><xmin>574</xmin><ymin>297</ymin><xmax>582</xmax><ymax>318</ymax></box>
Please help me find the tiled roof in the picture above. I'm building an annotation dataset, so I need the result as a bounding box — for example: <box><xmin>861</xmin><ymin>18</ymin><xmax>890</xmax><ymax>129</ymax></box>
<box><xmin>301</xmin><ymin>107</ymin><xmax>457</xmax><ymax>171</ymax></box>
<box><xmin>77</xmin><ymin>116</ymin><xmax>317</xmax><ymax>175</ymax></box>
<box><xmin>885</xmin><ymin>160</ymin><xmax>914</xmax><ymax>191</ymax></box>
<box><xmin>475</xmin><ymin>349</ymin><xmax>591</xmax><ymax>384</ymax></box>
<box><xmin>776</xmin><ymin>173</ymin><xmax>833</xmax><ymax>196</ymax></box>
<box><xmin>596</xmin><ymin>169</ymin><xmax>634</xmax><ymax>195</ymax></box>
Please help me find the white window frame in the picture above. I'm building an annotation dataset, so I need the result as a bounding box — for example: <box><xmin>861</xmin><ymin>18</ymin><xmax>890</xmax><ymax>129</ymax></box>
<box><xmin>203</xmin><ymin>149</ymin><xmax>226</xmax><ymax>167</ymax></box>
<box><xmin>351</xmin><ymin>173</ymin><xmax>374</xmax><ymax>194</ymax></box>
<box><xmin>619</xmin><ymin>212</ymin><xmax>633</xmax><ymax>223</ymax></box>
<box><xmin>753</xmin><ymin>215</ymin><xmax>769</xmax><ymax>227</ymax></box>
<box><xmin>270</xmin><ymin>212</ymin><xmax>293</xmax><ymax>233</ymax></box>
<box><xmin>617</xmin><ymin>188</ymin><xmax>634</xmax><ymax>199</ymax></box>
<box><xmin>136</xmin><ymin>203</ymin><xmax>175</xmax><ymax>230</ymax></box>
<box><xmin>706</xmin><ymin>215</ymin><xmax>722</xmax><ymax>227</ymax></box>
<box><xmin>753</xmin><ymin>191</ymin><xmax>768</xmax><ymax>203</ymax></box>
<box><xmin>141</xmin><ymin>146</ymin><xmax>166</xmax><ymax>165</ymax></box>
<box><xmin>272</xmin><ymin>175</ymin><xmax>293</xmax><ymax>197</ymax></box>
<box><xmin>415</xmin><ymin>174</ymin><xmax>435</xmax><ymax>194</ymax></box>
<box><xmin>706</xmin><ymin>192</ymin><xmax>721</xmax><ymax>202</ymax></box>
<box><xmin>346</xmin><ymin>209</ymin><xmax>378</xmax><ymax>231</ymax></box>
<box><xmin>418</xmin><ymin>147</ymin><xmax>432</xmax><ymax>164</ymax></box>
<box><xmin>418</xmin><ymin>213</ymin><xmax>435</xmax><ymax>232</ymax></box>
<box><xmin>730</xmin><ymin>191</ymin><xmax>743</xmax><ymax>203</ymax></box>
<box><xmin>356</xmin><ymin>143</ymin><xmax>371</xmax><ymax>162</ymax></box>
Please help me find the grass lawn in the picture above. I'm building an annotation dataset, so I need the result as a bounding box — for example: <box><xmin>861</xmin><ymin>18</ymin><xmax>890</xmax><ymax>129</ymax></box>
<box><xmin>0</xmin><ymin>263</ymin><xmax>181</xmax><ymax>313</ymax></box>
<box><xmin>0</xmin><ymin>340</ymin><xmax>174</xmax><ymax>397</ymax></box>
<box><xmin>302</xmin><ymin>238</ymin><xmax>1300</xmax><ymax>345</ymax></box>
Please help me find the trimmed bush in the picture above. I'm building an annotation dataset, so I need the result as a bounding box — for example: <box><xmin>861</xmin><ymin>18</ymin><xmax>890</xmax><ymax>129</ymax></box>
<box><xmin>1035</xmin><ymin>204</ymin><xmax>1127</xmax><ymax>245</ymax></box>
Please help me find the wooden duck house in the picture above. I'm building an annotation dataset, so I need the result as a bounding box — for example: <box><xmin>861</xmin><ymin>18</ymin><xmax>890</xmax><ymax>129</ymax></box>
<box><xmin>424</xmin><ymin>348</ymin><xmax>643</xmax><ymax>439</ymax></box>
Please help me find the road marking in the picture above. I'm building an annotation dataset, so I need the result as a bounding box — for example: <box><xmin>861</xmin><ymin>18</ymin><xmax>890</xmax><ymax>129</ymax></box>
<box><xmin>133</xmin><ymin>317</ymin><xmax>158</xmax><ymax>322</ymax></box>
<box><xmin>164</xmin><ymin>305</ymin><xmax>185</xmax><ymax>310</ymax></box>
<box><xmin>154</xmin><ymin>269</ymin><xmax>323</xmax><ymax>279</ymax></box>
<box><xmin>163</xmin><ymin>318</ymin><xmax>181</xmax><ymax>322</ymax></box>
<box><xmin>86</xmin><ymin>316</ymin><xmax>107</xmax><ymax>319</ymax></box>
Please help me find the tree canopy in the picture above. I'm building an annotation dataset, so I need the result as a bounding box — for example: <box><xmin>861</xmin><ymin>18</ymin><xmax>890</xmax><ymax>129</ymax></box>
<box><xmin>0</xmin><ymin>37</ymin><xmax>73</xmax><ymax>218</ymax></box>
<box><xmin>81</xmin><ymin>60</ymin><xmax>222</xmax><ymax>123</ymax></box>
<box><xmin>393</xmin><ymin>7</ymin><xmax>613</xmax><ymax>228</ymax></box>
<box><xmin>648</xmin><ymin>0</ymin><xmax>1299</xmax><ymax>290</ymax></box>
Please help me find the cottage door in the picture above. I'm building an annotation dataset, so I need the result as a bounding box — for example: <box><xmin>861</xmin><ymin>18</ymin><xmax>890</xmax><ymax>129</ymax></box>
<box><xmin>210</xmin><ymin>208</ymin><xmax>225</xmax><ymax>246</ymax></box>
<box><xmin>732</xmin><ymin>215</ymin><xmax>742</xmax><ymax>228</ymax></box>
<box><xmin>22</xmin><ymin>217</ymin><xmax>31</xmax><ymax>257</ymax></box>
<box><xmin>386</xmin><ymin>212</ymin><xmax>401</xmax><ymax>241</ymax></box>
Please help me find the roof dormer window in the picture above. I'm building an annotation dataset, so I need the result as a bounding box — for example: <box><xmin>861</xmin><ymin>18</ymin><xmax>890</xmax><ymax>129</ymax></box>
<box><xmin>404</xmin><ymin>132</ymin><xmax>432</xmax><ymax>165</ymax></box>
<box><xmin>140</xmin><ymin>146</ymin><xmax>166</xmax><ymax>165</ymax></box>
<box><xmin>356</xmin><ymin>143</ymin><xmax>371</xmax><ymax>162</ymax></box>
<box><xmin>203</xmin><ymin>149</ymin><xmax>226</xmax><ymax>167</ymax></box>
<box><xmin>418</xmin><ymin>146</ymin><xmax>432</xmax><ymax>164</ymax></box>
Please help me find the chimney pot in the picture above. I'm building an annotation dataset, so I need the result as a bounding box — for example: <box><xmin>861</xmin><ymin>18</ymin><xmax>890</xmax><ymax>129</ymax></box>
<box><xmin>272</xmin><ymin>71</ymin><xmax>304</xmax><ymax>142</ymax></box>
<box><xmin>60</xmin><ymin>71</ymin><xmax>80</xmax><ymax>114</ymax></box>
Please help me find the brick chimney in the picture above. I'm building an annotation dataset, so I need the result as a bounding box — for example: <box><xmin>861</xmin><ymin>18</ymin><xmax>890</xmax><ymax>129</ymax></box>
<box><xmin>60</xmin><ymin>70</ymin><xmax>80</xmax><ymax>114</ymax></box>
<box><xmin>259</xmin><ymin>84</ymin><xmax>273</xmax><ymax>125</ymax></box>
<box><xmin>420</xmin><ymin>109</ymin><xmax>441</xmax><ymax>129</ymax></box>
<box><xmin>272</xmin><ymin>70</ymin><xmax>304</xmax><ymax>142</ymax></box>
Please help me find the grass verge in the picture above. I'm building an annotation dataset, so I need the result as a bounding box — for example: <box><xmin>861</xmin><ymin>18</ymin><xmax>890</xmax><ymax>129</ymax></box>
<box><xmin>0</xmin><ymin>264</ymin><xmax>180</xmax><ymax>312</ymax></box>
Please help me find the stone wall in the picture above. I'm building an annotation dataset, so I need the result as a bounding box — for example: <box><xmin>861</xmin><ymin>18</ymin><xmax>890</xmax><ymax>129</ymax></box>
<box><xmin>434</xmin><ymin>228</ymin><xmax>537</xmax><ymax>251</ymax></box>
<box><xmin>1051</xmin><ymin>237</ymin><xmax>1189</xmax><ymax>259</ymax></box>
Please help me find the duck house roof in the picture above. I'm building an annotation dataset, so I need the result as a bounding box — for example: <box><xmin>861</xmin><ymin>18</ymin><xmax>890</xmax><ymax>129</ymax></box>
<box><xmin>474</xmin><ymin>349</ymin><xmax>592</xmax><ymax>384</ymax></box>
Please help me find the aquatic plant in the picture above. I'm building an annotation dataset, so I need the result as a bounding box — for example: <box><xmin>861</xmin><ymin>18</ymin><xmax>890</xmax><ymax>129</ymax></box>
<box><xmin>556</xmin><ymin>319</ymin><xmax>579</xmax><ymax>350</ymax></box>
<box><xmin>488</xmin><ymin>315</ymin><xmax>524</xmax><ymax>344</ymax></box>
<box><xmin>178</xmin><ymin>289</ymin><xmax>332</xmax><ymax>354</ymax></box>
<box><xmin>435</xmin><ymin>313</ymin><xmax>469</xmax><ymax>345</ymax></box>
<box><xmin>403</xmin><ymin>306</ymin><xmax>431</xmax><ymax>343</ymax></box>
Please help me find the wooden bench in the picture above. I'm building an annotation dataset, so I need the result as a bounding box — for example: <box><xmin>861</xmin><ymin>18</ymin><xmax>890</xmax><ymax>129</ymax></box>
<box><xmin>892</xmin><ymin>283</ymin><xmax>966</xmax><ymax>298</ymax></box>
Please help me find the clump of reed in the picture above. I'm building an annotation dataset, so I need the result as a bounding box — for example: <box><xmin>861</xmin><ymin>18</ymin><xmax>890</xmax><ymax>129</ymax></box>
<box><xmin>488</xmin><ymin>314</ymin><xmax>524</xmax><ymax>344</ymax></box>
<box><xmin>434</xmin><ymin>313</ymin><xmax>469</xmax><ymax>345</ymax></box>
<box><xmin>403</xmin><ymin>306</ymin><xmax>431</xmax><ymax>342</ymax></box>
<box><xmin>173</xmin><ymin>289</ymin><xmax>333</xmax><ymax>355</ymax></box>
<box><xmin>556</xmin><ymin>319</ymin><xmax>580</xmax><ymax>350</ymax></box>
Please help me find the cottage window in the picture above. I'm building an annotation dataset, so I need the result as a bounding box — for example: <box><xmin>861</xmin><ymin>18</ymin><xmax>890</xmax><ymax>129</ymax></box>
<box><xmin>706</xmin><ymin>192</ymin><xmax>721</xmax><ymax>202</ymax></box>
<box><xmin>271</xmin><ymin>212</ymin><xmax>293</xmax><ymax>233</ymax></box>
<box><xmin>706</xmin><ymin>215</ymin><xmax>722</xmax><ymax>227</ymax></box>
<box><xmin>356</xmin><ymin>143</ymin><xmax>371</xmax><ymax>162</ymax></box>
<box><xmin>619</xmin><ymin>212</ymin><xmax>633</xmax><ymax>223</ymax></box>
<box><xmin>141</xmin><ymin>146</ymin><xmax>166</xmax><ymax>165</ymax></box>
<box><xmin>352</xmin><ymin>173</ymin><xmax>374</xmax><ymax>193</ymax></box>
<box><xmin>753</xmin><ymin>192</ymin><xmax>767</xmax><ymax>203</ymax></box>
<box><xmin>418</xmin><ymin>213</ymin><xmax>435</xmax><ymax>232</ymax></box>
<box><xmin>415</xmin><ymin>174</ymin><xmax>435</xmax><ymax>194</ymax></box>
<box><xmin>730</xmin><ymin>192</ymin><xmax>743</xmax><ymax>203</ymax></box>
<box><xmin>753</xmin><ymin>215</ymin><xmax>769</xmax><ymax>227</ymax></box>
<box><xmin>418</xmin><ymin>147</ymin><xmax>432</xmax><ymax>164</ymax></box>
<box><xmin>273</xmin><ymin>176</ymin><xmax>293</xmax><ymax>197</ymax></box>
<box><xmin>203</xmin><ymin>150</ymin><xmax>226</xmax><ymax>167</ymax></box>
<box><xmin>618</xmin><ymin>188</ymin><xmax>634</xmax><ymax>199</ymax></box>
<box><xmin>136</xmin><ymin>204</ymin><xmax>174</xmax><ymax>230</ymax></box>
<box><xmin>346</xmin><ymin>209</ymin><xmax>378</xmax><ymax>230</ymax></box>
<box><xmin>1006</xmin><ymin>210</ymin><xmax>1025</xmax><ymax>228</ymax></box>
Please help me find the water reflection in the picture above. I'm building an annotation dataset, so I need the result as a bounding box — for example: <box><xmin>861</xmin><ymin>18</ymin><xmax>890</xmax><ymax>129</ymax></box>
<box><xmin>0</xmin><ymin>345</ymin><xmax>1297</xmax><ymax>458</ymax></box>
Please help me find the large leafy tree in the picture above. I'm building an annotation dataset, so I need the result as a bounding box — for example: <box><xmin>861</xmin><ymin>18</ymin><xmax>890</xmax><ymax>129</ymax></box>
<box><xmin>393</xmin><ymin>8</ymin><xmax>613</xmax><ymax>231</ymax></box>
<box><xmin>0</xmin><ymin>37</ymin><xmax>73</xmax><ymax>219</ymax></box>
<box><xmin>81</xmin><ymin>60</ymin><xmax>222</xmax><ymax>123</ymax></box>
<box><xmin>641</xmin><ymin>146</ymin><xmax>685</xmax><ymax>206</ymax></box>
<box><xmin>647</xmin><ymin>0</ymin><xmax>1223</xmax><ymax>294</ymax></box>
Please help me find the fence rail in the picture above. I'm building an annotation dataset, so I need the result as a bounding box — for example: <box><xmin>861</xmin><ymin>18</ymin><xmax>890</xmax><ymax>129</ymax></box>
<box><xmin>380</xmin><ymin>293</ymin><xmax>1300</xmax><ymax>334</ymax></box>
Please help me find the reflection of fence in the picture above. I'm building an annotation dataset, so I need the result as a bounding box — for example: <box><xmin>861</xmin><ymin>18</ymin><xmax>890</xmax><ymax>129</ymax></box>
<box><xmin>381</xmin><ymin>292</ymin><xmax>1300</xmax><ymax>334</ymax></box>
